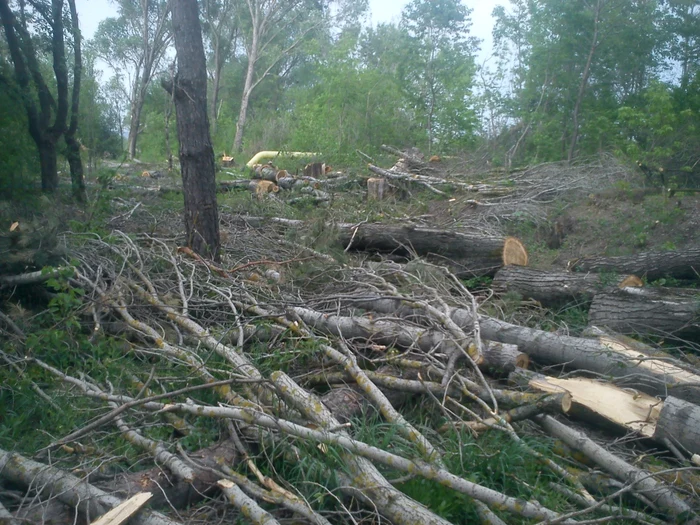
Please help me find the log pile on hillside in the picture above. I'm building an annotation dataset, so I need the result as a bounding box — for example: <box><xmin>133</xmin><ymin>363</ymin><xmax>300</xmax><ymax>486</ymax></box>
<box><xmin>1</xmin><ymin>217</ymin><xmax>700</xmax><ymax>525</ymax></box>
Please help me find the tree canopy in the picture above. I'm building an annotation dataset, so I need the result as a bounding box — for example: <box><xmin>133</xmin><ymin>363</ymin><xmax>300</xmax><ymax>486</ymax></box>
<box><xmin>0</xmin><ymin>0</ymin><xmax>699</xmax><ymax>191</ymax></box>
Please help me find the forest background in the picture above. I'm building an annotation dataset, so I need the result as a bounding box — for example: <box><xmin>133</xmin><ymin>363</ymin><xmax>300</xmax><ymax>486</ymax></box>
<box><xmin>1</xmin><ymin>0</ymin><xmax>699</xmax><ymax>196</ymax></box>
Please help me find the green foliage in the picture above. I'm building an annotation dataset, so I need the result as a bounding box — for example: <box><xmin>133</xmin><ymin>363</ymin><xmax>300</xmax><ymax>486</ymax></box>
<box><xmin>0</xmin><ymin>61</ymin><xmax>39</xmax><ymax>196</ymax></box>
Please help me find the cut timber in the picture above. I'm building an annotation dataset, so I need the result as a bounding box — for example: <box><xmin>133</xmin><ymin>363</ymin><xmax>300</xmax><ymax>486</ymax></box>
<box><xmin>570</xmin><ymin>247</ymin><xmax>700</xmax><ymax>281</ymax></box>
<box><xmin>351</xmin><ymin>297</ymin><xmax>700</xmax><ymax>404</ymax></box>
<box><xmin>510</xmin><ymin>369</ymin><xmax>661</xmax><ymax>437</ymax></box>
<box><xmin>253</xmin><ymin>164</ymin><xmax>281</xmax><ymax>182</ymax></box>
<box><xmin>588</xmin><ymin>287</ymin><xmax>700</xmax><ymax>339</ymax></box>
<box><xmin>492</xmin><ymin>266</ymin><xmax>642</xmax><ymax>305</ymax></box>
<box><xmin>249</xmin><ymin>179</ymin><xmax>279</xmax><ymax>196</ymax></box>
<box><xmin>502</xmin><ymin>237</ymin><xmax>528</xmax><ymax>266</ymax></box>
<box><xmin>481</xmin><ymin>341</ymin><xmax>529</xmax><ymax>376</ymax></box>
<box><xmin>91</xmin><ymin>492</ymin><xmax>153</xmax><ymax>525</ymax></box>
<box><xmin>653</xmin><ymin>396</ymin><xmax>700</xmax><ymax>456</ymax></box>
<box><xmin>367</xmin><ymin>178</ymin><xmax>392</xmax><ymax>201</ymax></box>
<box><xmin>338</xmin><ymin>223</ymin><xmax>528</xmax><ymax>277</ymax></box>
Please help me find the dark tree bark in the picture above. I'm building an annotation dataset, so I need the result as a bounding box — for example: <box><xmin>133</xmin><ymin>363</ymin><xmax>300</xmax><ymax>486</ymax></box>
<box><xmin>64</xmin><ymin>0</ymin><xmax>86</xmax><ymax>202</ymax></box>
<box><xmin>588</xmin><ymin>287</ymin><xmax>700</xmax><ymax>340</ymax></box>
<box><xmin>0</xmin><ymin>0</ymin><xmax>69</xmax><ymax>193</ymax></box>
<box><xmin>493</xmin><ymin>265</ymin><xmax>640</xmax><ymax>306</ymax></box>
<box><xmin>653</xmin><ymin>396</ymin><xmax>700</xmax><ymax>457</ymax></box>
<box><xmin>570</xmin><ymin>247</ymin><xmax>700</xmax><ymax>281</ymax></box>
<box><xmin>170</xmin><ymin>0</ymin><xmax>220</xmax><ymax>260</ymax></box>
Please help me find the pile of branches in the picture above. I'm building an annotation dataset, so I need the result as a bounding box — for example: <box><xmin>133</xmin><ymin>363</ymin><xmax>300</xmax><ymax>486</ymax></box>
<box><xmin>1</xmin><ymin>228</ymin><xmax>699</xmax><ymax>525</ymax></box>
<box><xmin>373</xmin><ymin>149</ymin><xmax>635</xmax><ymax>226</ymax></box>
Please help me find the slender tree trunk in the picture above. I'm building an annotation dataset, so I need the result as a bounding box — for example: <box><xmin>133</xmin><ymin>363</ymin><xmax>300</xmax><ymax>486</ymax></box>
<box><xmin>64</xmin><ymin>0</ymin><xmax>86</xmax><ymax>202</ymax></box>
<box><xmin>170</xmin><ymin>0</ymin><xmax>220</xmax><ymax>260</ymax></box>
<box><xmin>567</xmin><ymin>0</ymin><xmax>601</xmax><ymax>163</ymax></box>
<box><xmin>210</xmin><ymin>42</ymin><xmax>221</xmax><ymax>134</ymax></box>
<box><xmin>128</xmin><ymin>86</ymin><xmax>146</xmax><ymax>159</ymax></box>
<box><xmin>164</xmin><ymin>64</ymin><xmax>174</xmax><ymax>173</ymax></box>
<box><xmin>233</xmin><ymin>33</ymin><xmax>258</xmax><ymax>153</ymax></box>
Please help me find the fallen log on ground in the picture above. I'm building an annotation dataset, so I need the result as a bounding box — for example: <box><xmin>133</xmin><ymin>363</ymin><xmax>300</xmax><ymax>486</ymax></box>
<box><xmin>336</xmin><ymin>223</ymin><xmax>528</xmax><ymax>277</ymax></box>
<box><xmin>588</xmin><ymin>286</ymin><xmax>700</xmax><ymax>339</ymax></box>
<box><xmin>653</xmin><ymin>395</ymin><xmax>700</xmax><ymax>456</ymax></box>
<box><xmin>238</xmin><ymin>216</ymin><xmax>528</xmax><ymax>277</ymax></box>
<box><xmin>492</xmin><ymin>265</ymin><xmax>642</xmax><ymax>305</ymax></box>
<box><xmin>510</xmin><ymin>369</ymin><xmax>661</xmax><ymax>437</ymax></box>
<box><xmin>569</xmin><ymin>247</ymin><xmax>700</xmax><ymax>281</ymax></box>
<box><xmin>350</xmin><ymin>297</ymin><xmax>700</xmax><ymax>404</ymax></box>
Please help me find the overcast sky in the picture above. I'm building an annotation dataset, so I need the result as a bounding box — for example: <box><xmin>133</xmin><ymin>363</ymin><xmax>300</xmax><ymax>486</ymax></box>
<box><xmin>75</xmin><ymin>0</ymin><xmax>504</xmax><ymax>62</ymax></box>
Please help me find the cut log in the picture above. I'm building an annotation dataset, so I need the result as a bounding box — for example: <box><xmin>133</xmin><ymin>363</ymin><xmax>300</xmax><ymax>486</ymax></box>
<box><xmin>338</xmin><ymin>223</ymin><xmax>528</xmax><ymax>277</ymax></box>
<box><xmin>480</xmin><ymin>341</ymin><xmax>529</xmax><ymax>376</ymax></box>
<box><xmin>351</xmin><ymin>297</ymin><xmax>700</xmax><ymax>405</ymax></box>
<box><xmin>502</xmin><ymin>237</ymin><xmax>528</xmax><ymax>266</ymax></box>
<box><xmin>510</xmin><ymin>369</ymin><xmax>661</xmax><ymax>437</ymax></box>
<box><xmin>493</xmin><ymin>266</ymin><xmax>641</xmax><ymax>305</ymax></box>
<box><xmin>653</xmin><ymin>396</ymin><xmax>700</xmax><ymax>456</ymax></box>
<box><xmin>235</xmin><ymin>216</ymin><xmax>528</xmax><ymax>277</ymax></box>
<box><xmin>249</xmin><ymin>179</ymin><xmax>279</xmax><ymax>196</ymax></box>
<box><xmin>254</xmin><ymin>164</ymin><xmax>281</xmax><ymax>182</ymax></box>
<box><xmin>570</xmin><ymin>247</ymin><xmax>700</xmax><ymax>281</ymax></box>
<box><xmin>588</xmin><ymin>287</ymin><xmax>700</xmax><ymax>339</ymax></box>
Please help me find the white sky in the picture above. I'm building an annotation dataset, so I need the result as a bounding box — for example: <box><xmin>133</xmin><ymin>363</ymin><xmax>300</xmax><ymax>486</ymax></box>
<box><xmin>76</xmin><ymin>0</ymin><xmax>504</xmax><ymax>62</ymax></box>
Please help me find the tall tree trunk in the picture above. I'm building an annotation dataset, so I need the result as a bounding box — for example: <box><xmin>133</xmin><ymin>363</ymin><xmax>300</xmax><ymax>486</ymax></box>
<box><xmin>210</xmin><ymin>42</ymin><xmax>221</xmax><ymax>134</ymax></box>
<box><xmin>170</xmin><ymin>0</ymin><xmax>220</xmax><ymax>260</ymax></box>
<box><xmin>0</xmin><ymin>0</ymin><xmax>67</xmax><ymax>194</ymax></box>
<box><xmin>127</xmin><ymin>88</ymin><xmax>145</xmax><ymax>159</ymax></box>
<box><xmin>567</xmin><ymin>0</ymin><xmax>602</xmax><ymax>163</ymax></box>
<box><xmin>233</xmin><ymin>33</ymin><xmax>258</xmax><ymax>153</ymax></box>
<box><xmin>38</xmin><ymin>139</ymin><xmax>59</xmax><ymax>192</ymax></box>
<box><xmin>64</xmin><ymin>0</ymin><xmax>85</xmax><ymax>202</ymax></box>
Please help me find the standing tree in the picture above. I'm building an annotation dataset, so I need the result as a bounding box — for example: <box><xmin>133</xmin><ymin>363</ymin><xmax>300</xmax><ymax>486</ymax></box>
<box><xmin>63</xmin><ymin>0</ymin><xmax>86</xmax><ymax>201</ymax></box>
<box><xmin>399</xmin><ymin>0</ymin><xmax>479</xmax><ymax>153</ymax></box>
<box><xmin>94</xmin><ymin>0</ymin><xmax>172</xmax><ymax>159</ymax></box>
<box><xmin>169</xmin><ymin>0</ymin><xmax>220</xmax><ymax>260</ymax></box>
<box><xmin>232</xmin><ymin>0</ymin><xmax>327</xmax><ymax>152</ymax></box>
<box><xmin>202</xmin><ymin>0</ymin><xmax>241</xmax><ymax>134</ymax></box>
<box><xmin>0</xmin><ymin>0</ymin><xmax>85</xmax><ymax>196</ymax></box>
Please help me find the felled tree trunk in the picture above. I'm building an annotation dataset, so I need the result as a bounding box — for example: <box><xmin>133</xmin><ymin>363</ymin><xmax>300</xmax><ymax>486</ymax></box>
<box><xmin>339</xmin><ymin>223</ymin><xmax>528</xmax><ymax>277</ymax></box>
<box><xmin>653</xmin><ymin>396</ymin><xmax>700</xmax><ymax>456</ymax></box>
<box><xmin>493</xmin><ymin>265</ymin><xmax>641</xmax><ymax>305</ymax></box>
<box><xmin>510</xmin><ymin>369</ymin><xmax>661</xmax><ymax>437</ymax></box>
<box><xmin>570</xmin><ymin>247</ymin><xmax>700</xmax><ymax>281</ymax></box>
<box><xmin>588</xmin><ymin>287</ymin><xmax>700</xmax><ymax>339</ymax></box>
<box><xmin>351</xmin><ymin>297</ymin><xmax>700</xmax><ymax>405</ymax></box>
